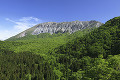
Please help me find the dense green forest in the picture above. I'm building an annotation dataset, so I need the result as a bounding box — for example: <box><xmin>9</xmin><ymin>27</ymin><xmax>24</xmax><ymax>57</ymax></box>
<box><xmin>0</xmin><ymin>17</ymin><xmax>120</xmax><ymax>80</ymax></box>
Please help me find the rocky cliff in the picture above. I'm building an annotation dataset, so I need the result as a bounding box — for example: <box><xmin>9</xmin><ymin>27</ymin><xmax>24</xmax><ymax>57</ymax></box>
<box><xmin>8</xmin><ymin>20</ymin><xmax>103</xmax><ymax>39</ymax></box>
<box><xmin>32</xmin><ymin>20</ymin><xmax>102</xmax><ymax>35</ymax></box>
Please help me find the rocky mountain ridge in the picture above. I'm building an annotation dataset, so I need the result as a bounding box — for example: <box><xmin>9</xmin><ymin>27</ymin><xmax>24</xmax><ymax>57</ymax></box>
<box><xmin>8</xmin><ymin>20</ymin><xmax>103</xmax><ymax>39</ymax></box>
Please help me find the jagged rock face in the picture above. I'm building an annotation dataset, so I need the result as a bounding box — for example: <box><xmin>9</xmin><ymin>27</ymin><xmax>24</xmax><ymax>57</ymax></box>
<box><xmin>31</xmin><ymin>20</ymin><xmax>102</xmax><ymax>35</ymax></box>
<box><xmin>18</xmin><ymin>20</ymin><xmax>103</xmax><ymax>38</ymax></box>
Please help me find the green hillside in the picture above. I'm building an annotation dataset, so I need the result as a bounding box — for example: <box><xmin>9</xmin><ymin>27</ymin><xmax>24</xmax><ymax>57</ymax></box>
<box><xmin>4</xmin><ymin>27</ymin><xmax>95</xmax><ymax>55</ymax></box>
<box><xmin>0</xmin><ymin>17</ymin><xmax>120</xmax><ymax>80</ymax></box>
<box><xmin>50</xmin><ymin>16</ymin><xmax>120</xmax><ymax>79</ymax></box>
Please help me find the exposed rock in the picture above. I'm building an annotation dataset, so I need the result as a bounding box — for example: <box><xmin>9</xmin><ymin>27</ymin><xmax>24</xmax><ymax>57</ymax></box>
<box><xmin>17</xmin><ymin>20</ymin><xmax>103</xmax><ymax>38</ymax></box>
<box><xmin>17</xmin><ymin>31</ymin><xmax>26</xmax><ymax>38</ymax></box>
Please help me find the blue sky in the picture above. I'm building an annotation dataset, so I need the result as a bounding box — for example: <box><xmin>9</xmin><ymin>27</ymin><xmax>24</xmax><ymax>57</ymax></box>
<box><xmin>0</xmin><ymin>0</ymin><xmax>120</xmax><ymax>40</ymax></box>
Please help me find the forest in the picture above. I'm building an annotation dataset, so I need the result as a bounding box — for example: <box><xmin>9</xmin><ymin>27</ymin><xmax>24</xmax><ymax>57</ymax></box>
<box><xmin>0</xmin><ymin>16</ymin><xmax>120</xmax><ymax>80</ymax></box>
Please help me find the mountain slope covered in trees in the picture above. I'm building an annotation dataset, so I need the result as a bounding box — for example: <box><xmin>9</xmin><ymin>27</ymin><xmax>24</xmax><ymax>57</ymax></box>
<box><xmin>0</xmin><ymin>17</ymin><xmax>120</xmax><ymax>80</ymax></box>
<box><xmin>50</xmin><ymin>16</ymin><xmax>120</xmax><ymax>79</ymax></box>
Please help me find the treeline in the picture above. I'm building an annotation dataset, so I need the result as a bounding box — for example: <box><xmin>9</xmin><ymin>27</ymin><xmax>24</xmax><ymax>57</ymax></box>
<box><xmin>5</xmin><ymin>32</ymin><xmax>68</xmax><ymax>41</ymax></box>
<box><xmin>6</xmin><ymin>26</ymin><xmax>95</xmax><ymax>41</ymax></box>
<box><xmin>2</xmin><ymin>28</ymin><xmax>93</xmax><ymax>55</ymax></box>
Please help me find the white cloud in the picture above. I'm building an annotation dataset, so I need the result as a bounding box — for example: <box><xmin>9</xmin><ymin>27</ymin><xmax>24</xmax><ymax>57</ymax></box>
<box><xmin>0</xmin><ymin>17</ymin><xmax>42</xmax><ymax>40</ymax></box>
<box><xmin>19</xmin><ymin>17</ymin><xmax>40</xmax><ymax>22</ymax></box>
<box><xmin>6</xmin><ymin>17</ymin><xmax>42</xmax><ymax>31</ymax></box>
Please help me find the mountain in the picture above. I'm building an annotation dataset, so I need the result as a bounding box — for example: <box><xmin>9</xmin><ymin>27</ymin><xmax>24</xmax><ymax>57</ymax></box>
<box><xmin>6</xmin><ymin>20</ymin><xmax>103</xmax><ymax>41</ymax></box>
<box><xmin>0</xmin><ymin>17</ymin><xmax>120</xmax><ymax>79</ymax></box>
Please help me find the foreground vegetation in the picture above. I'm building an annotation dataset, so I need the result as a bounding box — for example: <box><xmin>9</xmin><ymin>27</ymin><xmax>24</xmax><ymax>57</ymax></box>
<box><xmin>0</xmin><ymin>17</ymin><xmax>120</xmax><ymax>80</ymax></box>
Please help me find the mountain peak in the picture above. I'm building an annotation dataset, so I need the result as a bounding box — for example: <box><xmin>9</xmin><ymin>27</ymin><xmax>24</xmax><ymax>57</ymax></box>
<box><xmin>6</xmin><ymin>20</ymin><xmax>103</xmax><ymax>40</ymax></box>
